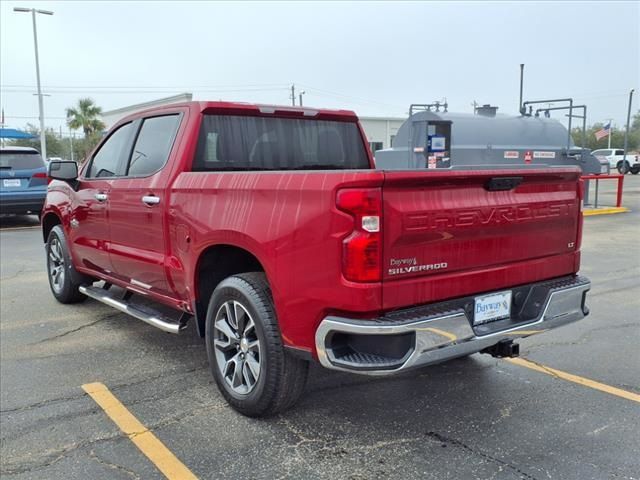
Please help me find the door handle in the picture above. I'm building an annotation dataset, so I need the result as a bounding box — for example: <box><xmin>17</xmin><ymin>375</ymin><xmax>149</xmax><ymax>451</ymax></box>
<box><xmin>142</xmin><ymin>195</ymin><xmax>160</xmax><ymax>206</ymax></box>
<box><xmin>94</xmin><ymin>193</ymin><xmax>108</xmax><ymax>202</ymax></box>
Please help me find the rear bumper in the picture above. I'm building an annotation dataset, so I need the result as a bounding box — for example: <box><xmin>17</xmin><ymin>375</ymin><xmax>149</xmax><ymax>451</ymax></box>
<box><xmin>315</xmin><ymin>275</ymin><xmax>590</xmax><ymax>375</ymax></box>
<box><xmin>0</xmin><ymin>191</ymin><xmax>46</xmax><ymax>215</ymax></box>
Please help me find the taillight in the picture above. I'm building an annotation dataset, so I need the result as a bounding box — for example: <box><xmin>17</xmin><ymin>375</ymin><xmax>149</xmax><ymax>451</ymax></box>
<box><xmin>32</xmin><ymin>172</ymin><xmax>51</xmax><ymax>184</ymax></box>
<box><xmin>336</xmin><ymin>188</ymin><xmax>382</xmax><ymax>282</ymax></box>
<box><xmin>576</xmin><ymin>179</ymin><xmax>584</xmax><ymax>251</ymax></box>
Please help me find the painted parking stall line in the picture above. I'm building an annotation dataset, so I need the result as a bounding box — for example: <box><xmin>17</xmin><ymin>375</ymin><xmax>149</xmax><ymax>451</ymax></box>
<box><xmin>82</xmin><ymin>382</ymin><xmax>198</xmax><ymax>480</ymax></box>
<box><xmin>506</xmin><ymin>358</ymin><xmax>640</xmax><ymax>404</ymax></box>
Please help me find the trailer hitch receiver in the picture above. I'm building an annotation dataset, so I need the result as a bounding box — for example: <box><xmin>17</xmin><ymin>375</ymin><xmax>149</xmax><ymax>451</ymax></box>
<box><xmin>481</xmin><ymin>339</ymin><xmax>520</xmax><ymax>358</ymax></box>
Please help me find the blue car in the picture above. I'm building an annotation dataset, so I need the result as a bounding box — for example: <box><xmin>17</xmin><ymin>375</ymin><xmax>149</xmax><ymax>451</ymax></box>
<box><xmin>0</xmin><ymin>147</ymin><xmax>48</xmax><ymax>218</ymax></box>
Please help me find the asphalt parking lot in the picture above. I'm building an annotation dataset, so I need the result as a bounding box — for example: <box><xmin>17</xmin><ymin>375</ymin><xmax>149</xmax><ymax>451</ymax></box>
<box><xmin>1</xmin><ymin>176</ymin><xmax>638</xmax><ymax>480</ymax></box>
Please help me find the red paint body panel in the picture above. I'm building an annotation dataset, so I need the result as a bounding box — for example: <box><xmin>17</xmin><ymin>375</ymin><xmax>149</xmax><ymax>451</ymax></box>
<box><xmin>42</xmin><ymin>101</ymin><xmax>584</xmax><ymax>357</ymax></box>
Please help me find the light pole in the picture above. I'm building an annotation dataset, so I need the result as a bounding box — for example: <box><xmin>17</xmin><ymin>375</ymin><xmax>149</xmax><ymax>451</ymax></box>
<box><xmin>299</xmin><ymin>91</ymin><xmax>306</xmax><ymax>107</ymax></box>
<box><xmin>622</xmin><ymin>89</ymin><xmax>635</xmax><ymax>173</ymax></box>
<box><xmin>14</xmin><ymin>7</ymin><xmax>53</xmax><ymax>161</ymax></box>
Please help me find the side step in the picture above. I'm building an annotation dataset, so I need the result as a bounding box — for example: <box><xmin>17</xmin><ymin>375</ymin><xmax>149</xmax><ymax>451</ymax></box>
<box><xmin>79</xmin><ymin>285</ymin><xmax>187</xmax><ymax>334</ymax></box>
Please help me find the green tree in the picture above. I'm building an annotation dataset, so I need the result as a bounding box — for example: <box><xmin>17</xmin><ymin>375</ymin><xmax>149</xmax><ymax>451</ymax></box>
<box><xmin>7</xmin><ymin>124</ymin><xmax>66</xmax><ymax>158</ymax></box>
<box><xmin>66</xmin><ymin>98</ymin><xmax>105</xmax><ymax>137</ymax></box>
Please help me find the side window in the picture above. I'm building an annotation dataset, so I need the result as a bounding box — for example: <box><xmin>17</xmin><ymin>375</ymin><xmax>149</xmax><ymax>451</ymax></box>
<box><xmin>87</xmin><ymin>123</ymin><xmax>133</xmax><ymax>178</ymax></box>
<box><xmin>615</xmin><ymin>149</ymin><xmax>625</xmax><ymax>156</ymax></box>
<box><xmin>127</xmin><ymin>115</ymin><xmax>180</xmax><ymax>176</ymax></box>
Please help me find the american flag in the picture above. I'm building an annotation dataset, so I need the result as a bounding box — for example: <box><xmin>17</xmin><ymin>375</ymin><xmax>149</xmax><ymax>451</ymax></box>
<box><xmin>595</xmin><ymin>122</ymin><xmax>611</xmax><ymax>141</ymax></box>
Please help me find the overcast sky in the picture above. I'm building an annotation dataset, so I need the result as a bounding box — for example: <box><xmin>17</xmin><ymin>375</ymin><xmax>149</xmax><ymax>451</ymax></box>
<box><xmin>1</xmin><ymin>1</ymin><xmax>638</xmax><ymax>134</ymax></box>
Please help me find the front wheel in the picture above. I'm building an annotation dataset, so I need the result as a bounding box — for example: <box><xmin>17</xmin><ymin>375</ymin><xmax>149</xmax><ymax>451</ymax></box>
<box><xmin>46</xmin><ymin>225</ymin><xmax>89</xmax><ymax>303</ymax></box>
<box><xmin>205</xmin><ymin>273</ymin><xmax>308</xmax><ymax>417</ymax></box>
<box><xmin>617</xmin><ymin>161</ymin><xmax>630</xmax><ymax>174</ymax></box>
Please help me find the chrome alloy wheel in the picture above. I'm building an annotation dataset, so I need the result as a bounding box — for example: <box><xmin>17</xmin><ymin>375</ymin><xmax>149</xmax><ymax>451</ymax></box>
<box><xmin>213</xmin><ymin>300</ymin><xmax>261</xmax><ymax>395</ymax></box>
<box><xmin>48</xmin><ymin>238</ymin><xmax>65</xmax><ymax>294</ymax></box>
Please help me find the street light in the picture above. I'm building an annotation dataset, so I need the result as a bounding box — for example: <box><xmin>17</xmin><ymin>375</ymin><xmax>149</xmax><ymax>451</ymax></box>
<box><xmin>299</xmin><ymin>91</ymin><xmax>306</xmax><ymax>107</ymax></box>
<box><xmin>14</xmin><ymin>7</ymin><xmax>53</xmax><ymax>161</ymax></box>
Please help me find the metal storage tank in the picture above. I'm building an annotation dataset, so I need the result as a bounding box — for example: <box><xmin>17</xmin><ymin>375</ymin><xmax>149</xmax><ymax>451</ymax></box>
<box><xmin>374</xmin><ymin>106</ymin><xmax>606</xmax><ymax>174</ymax></box>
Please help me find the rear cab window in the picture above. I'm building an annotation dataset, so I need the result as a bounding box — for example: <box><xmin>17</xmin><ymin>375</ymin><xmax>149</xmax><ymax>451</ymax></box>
<box><xmin>0</xmin><ymin>150</ymin><xmax>45</xmax><ymax>170</ymax></box>
<box><xmin>193</xmin><ymin>115</ymin><xmax>369</xmax><ymax>171</ymax></box>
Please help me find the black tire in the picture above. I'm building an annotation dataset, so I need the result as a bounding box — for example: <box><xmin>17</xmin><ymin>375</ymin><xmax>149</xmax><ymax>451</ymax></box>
<box><xmin>631</xmin><ymin>167</ymin><xmax>639</xmax><ymax>175</ymax></box>
<box><xmin>205</xmin><ymin>272</ymin><xmax>308</xmax><ymax>417</ymax></box>
<box><xmin>46</xmin><ymin>225</ymin><xmax>89</xmax><ymax>303</ymax></box>
<box><xmin>617</xmin><ymin>161</ymin><xmax>630</xmax><ymax>174</ymax></box>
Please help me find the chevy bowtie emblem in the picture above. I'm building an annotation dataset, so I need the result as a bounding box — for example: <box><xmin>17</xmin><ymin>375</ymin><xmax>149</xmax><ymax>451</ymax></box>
<box><xmin>9</xmin><ymin>171</ymin><xmax>15</xmax><ymax>177</ymax></box>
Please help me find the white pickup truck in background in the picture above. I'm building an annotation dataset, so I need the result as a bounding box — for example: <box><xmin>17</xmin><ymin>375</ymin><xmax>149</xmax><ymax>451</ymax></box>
<box><xmin>592</xmin><ymin>148</ymin><xmax>640</xmax><ymax>174</ymax></box>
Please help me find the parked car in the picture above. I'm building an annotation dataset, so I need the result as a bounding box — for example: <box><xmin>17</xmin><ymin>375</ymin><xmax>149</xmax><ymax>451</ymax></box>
<box><xmin>0</xmin><ymin>146</ymin><xmax>48</xmax><ymax>217</ymax></box>
<box><xmin>42</xmin><ymin>101</ymin><xmax>591</xmax><ymax>416</ymax></box>
<box><xmin>591</xmin><ymin>148</ymin><xmax>640</xmax><ymax>174</ymax></box>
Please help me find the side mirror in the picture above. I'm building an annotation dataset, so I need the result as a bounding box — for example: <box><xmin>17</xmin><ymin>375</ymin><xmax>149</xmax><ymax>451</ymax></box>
<box><xmin>48</xmin><ymin>161</ymin><xmax>78</xmax><ymax>181</ymax></box>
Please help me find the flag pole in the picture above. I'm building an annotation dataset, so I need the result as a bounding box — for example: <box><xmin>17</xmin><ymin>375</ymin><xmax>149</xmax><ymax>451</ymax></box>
<box><xmin>608</xmin><ymin>118</ymin><xmax>612</xmax><ymax>149</ymax></box>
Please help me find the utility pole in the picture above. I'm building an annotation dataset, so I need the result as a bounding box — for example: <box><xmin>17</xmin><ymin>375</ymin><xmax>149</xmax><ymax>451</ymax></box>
<box><xmin>290</xmin><ymin>84</ymin><xmax>296</xmax><ymax>106</ymax></box>
<box><xmin>519</xmin><ymin>63</ymin><xmax>525</xmax><ymax>115</ymax></box>
<box><xmin>14</xmin><ymin>7</ymin><xmax>53</xmax><ymax>161</ymax></box>
<box><xmin>69</xmin><ymin>131</ymin><xmax>74</xmax><ymax>162</ymax></box>
<box><xmin>622</xmin><ymin>89</ymin><xmax>635</xmax><ymax>173</ymax></box>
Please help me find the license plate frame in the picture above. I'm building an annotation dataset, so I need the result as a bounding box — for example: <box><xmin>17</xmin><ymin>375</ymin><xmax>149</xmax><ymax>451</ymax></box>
<box><xmin>3</xmin><ymin>179</ymin><xmax>21</xmax><ymax>187</ymax></box>
<box><xmin>473</xmin><ymin>290</ymin><xmax>512</xmax><ymax>325</ymax></box>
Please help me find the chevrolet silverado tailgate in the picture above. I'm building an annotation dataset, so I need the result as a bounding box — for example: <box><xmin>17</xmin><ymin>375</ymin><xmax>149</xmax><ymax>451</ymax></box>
<box><xmin>381</xmin><ymin>168</ymin><xmax>582</xmax><ymax>310</ymax></box>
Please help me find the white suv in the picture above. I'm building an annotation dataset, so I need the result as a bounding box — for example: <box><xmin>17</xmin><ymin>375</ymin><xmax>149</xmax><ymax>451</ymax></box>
<box><xmin>592</xmin><ymin>149</ymin><xmax>640</xmax><ymax>174</ymax></box>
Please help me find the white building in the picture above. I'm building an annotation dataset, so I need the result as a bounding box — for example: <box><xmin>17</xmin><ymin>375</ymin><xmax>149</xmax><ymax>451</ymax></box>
<box><xmin>100</xmin><ymin>94</ymin><xmax>405</xmax><ymax>155</ymax></box>
<box><xmin>359</xmin><ymin>116</ymin><xmax>406</xmax><ymax>153</ymax></box>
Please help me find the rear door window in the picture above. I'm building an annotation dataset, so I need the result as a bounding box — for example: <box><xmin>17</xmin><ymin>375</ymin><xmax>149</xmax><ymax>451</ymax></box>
<box><xmin>193</xmin><ymin>115</ymin><xmax>369</xmax><ymax>171</ymax></box>
<box><xmin>614</xmin><ymin>149</ymin><xmax>625</xmax><ymax>156</ymax></box>
<box><xmin>87</xmin><ymin>123</ymin><xmax>134</xmax><ymax>178</ymax></box>
<box><xmin>126</xmin><ymin>115</ymin><xmax>181</xmax><ymax>176</ymax></box>
<box><xmin>0</xmin><ymin>151</ymin><xmax>45</xmax><ymax>170</ymax></box>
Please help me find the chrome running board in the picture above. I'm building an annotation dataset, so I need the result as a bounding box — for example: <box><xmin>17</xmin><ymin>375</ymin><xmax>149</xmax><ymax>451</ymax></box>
<box><xmin>79</xmin><ymin>285</ymin><xmax>186</xmax><ymax>334</ymax></box>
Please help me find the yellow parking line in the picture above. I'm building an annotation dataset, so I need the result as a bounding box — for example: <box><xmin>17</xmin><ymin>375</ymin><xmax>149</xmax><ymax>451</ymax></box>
<box><xmin>583</xmin><ymin>207</ymin><xmax>629</xmax><ymax>216</ymax></box>
<box><xmin>421</xmin><ymin>327</ymin><xmax>458</xmax><ymax>342</ymax></box>
<box><xmin>82</xmin><ymin>382</ymin><xmax>198</xmax><ymax>480</ymax></box>
<box><xmin>506</xmin><ymin>357</ymin><xmax>640</xmax><ymax>404</ymax></box>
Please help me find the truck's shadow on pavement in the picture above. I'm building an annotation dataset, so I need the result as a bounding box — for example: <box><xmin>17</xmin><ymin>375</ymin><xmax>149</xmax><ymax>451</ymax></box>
<box><xmin>0</xmin><ymin>214</ymin><xmax>40</xmax><ymax>229</ymax></box>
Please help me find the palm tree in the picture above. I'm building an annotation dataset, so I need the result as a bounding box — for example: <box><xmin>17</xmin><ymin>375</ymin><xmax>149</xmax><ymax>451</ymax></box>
<box><xmin>66</xmin><ymin>98</ymin><xmax>105</xmax><ymax>137</ymax></box>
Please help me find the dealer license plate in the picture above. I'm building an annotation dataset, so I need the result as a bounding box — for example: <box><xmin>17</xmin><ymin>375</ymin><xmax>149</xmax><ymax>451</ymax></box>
<box><xmin>474</xmin><ymin>290</ymin><xmax>512</xmax><ymax>325</ymax></box>
<box><xmin>3</xmin><ymin>179</ymin><xmax>21</xmax><ymax>187</ymax></box>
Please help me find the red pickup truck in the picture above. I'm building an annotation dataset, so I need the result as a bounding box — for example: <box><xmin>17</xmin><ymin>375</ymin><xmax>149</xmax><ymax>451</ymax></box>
<box><xmin>43</xmin><ymin>101</ymin><xmax>590</xmax><ymax>416</ymax></box>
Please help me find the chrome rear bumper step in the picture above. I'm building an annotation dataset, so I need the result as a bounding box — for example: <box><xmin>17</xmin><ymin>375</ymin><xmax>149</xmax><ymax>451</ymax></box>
<box><xmin>315</xmin><ymin>275</ymin><xmax>591</xmax><ymax>375</ymax></box>
<box><xmin>79</xmin><ymin>285</ymin><xmax>186</xmax><ymax>334</ymax></box>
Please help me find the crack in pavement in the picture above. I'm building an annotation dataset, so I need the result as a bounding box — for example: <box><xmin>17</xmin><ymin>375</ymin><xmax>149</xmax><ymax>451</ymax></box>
<box><xmin>0</xmin><ymin>365</ymin><xmax>207</xmax><ymax>415</ymax></box>
<box><xmin>1</xmin><ymin>399</ymin><xmax>223</xmax><ymax>476</ymax></box>
<box><xmin>29</xmin><ymin>313</ymin><xmax>122</xmax><ymax>345</ymax></box>
<box><xmin>425</xmin><ymin>431</ymin><xmax>539</xmax><ymax>480</ymax></box>
<box><xmin>0</xmin><ymin>432</ymin><xmax>121</xmax><ymax>475</ymax></box>
<box><xmin>524</xmin><ymin>322</ymin><xmax>638</xmax><ymax>351</ymax></box>
<box><xmin>88</xmin><ymin>449</ymin><xmax>142</xmax><ymax>480</ymax></box>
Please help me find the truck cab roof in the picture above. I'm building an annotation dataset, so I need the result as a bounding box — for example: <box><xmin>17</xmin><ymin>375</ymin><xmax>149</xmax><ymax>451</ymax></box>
<box><xmin>116</xmin><ymin>101</ymin><xmax>359</xmax><ymax>126</ymax></box>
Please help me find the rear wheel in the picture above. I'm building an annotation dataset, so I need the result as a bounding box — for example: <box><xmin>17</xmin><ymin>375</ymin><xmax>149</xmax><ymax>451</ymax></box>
<box><xmin>205</xmin><ymin>273</ymin><xmax>308</xmax><ymax>417</ymax></box>
<box><xmin>631</xmin><ymin>166</ymin><xmax>639</xmax><ymax>175</ymax></box>
<box><xmin>46</xmin><ymin>225</ymin><xmax>89</xmax><ymax>303</ymax></box>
